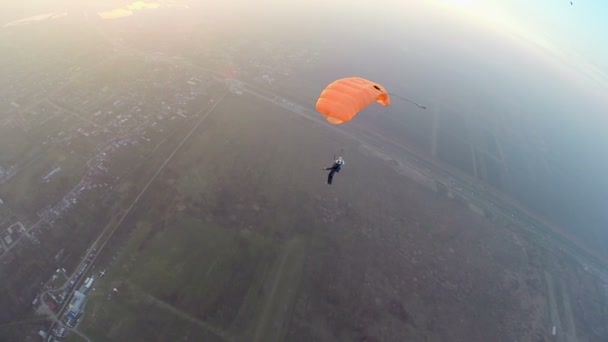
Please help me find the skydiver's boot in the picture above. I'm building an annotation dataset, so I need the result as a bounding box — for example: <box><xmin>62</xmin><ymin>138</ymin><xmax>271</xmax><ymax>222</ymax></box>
<box><xmin>327</xmin><ymin>170</ymin><xmax>335</xmax><ymax>185</ymax></box>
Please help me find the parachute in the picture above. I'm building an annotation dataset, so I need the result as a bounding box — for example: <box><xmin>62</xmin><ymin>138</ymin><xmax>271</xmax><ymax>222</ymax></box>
<box><xmin>316</xmin><ymin>77</ymin><xmax>391</xmax><ymax>124</ymax></box>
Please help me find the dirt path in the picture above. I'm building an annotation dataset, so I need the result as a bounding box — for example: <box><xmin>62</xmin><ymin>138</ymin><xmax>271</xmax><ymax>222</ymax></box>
<box><xmin>252</xmin><ymin>238</ymin><xmax>305</xmax><ymax>342</ymax></box>
<box><xmin>137</xmin><ymin>287</ymin><xmax>234</xmax><ymax>342</ymax></box>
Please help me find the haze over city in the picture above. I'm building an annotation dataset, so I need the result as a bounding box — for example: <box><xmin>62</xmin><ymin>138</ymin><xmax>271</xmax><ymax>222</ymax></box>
<box><xmin>0</xmin><ymin>1</ymin><xmax>607</xmax><ymax>341</ymax></box>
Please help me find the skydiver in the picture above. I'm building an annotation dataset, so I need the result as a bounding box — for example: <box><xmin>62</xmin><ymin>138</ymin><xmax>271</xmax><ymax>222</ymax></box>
<box><xmin>323</xmin><ymin>157</ymin><xmax>345</xmax><ymax>185</ymax></box>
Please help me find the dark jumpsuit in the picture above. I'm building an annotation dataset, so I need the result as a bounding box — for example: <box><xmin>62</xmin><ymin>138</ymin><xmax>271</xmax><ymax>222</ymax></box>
<box><xmin>324</xmin><ymin>162</ymin><xmax>342</xmax><ymax>185</ymax></box>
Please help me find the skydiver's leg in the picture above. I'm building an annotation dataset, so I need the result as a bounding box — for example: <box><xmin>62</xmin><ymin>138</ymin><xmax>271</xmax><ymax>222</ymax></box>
<box><xmin>327</xmin><ymin>169</ymin><xmax>335</xmax><ymax>184</ymax></box>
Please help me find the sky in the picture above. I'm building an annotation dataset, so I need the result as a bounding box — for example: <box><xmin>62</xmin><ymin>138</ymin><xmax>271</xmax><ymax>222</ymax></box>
<box><xmin>430</xmin><ymin>0</ymin><xmax>608</xmax><ymax>95</ymax></box>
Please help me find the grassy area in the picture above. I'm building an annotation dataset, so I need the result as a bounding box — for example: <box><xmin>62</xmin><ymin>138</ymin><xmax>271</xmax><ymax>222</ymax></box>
<box><xmin>76</xmin><ymin>93</ymin><xmax>323</xmax><ymax>341</ymax></box>
<box><xmin>79</xmin><ymin>215</ymin><xmax>284</xmax><ymax>341</ymax></box>
<box><xmin>250</xmin><ymin>238</ymin><xmax>306</xmax><ymax>342</ymax></box>
<box><xmin>0</xmin><ymin>126</ymin><xmax>42</xmax><ymax>167</ymax></box>
<box><xmin>0</xmin><ymin>145</ymin><xmax>88</xmax><ymax>212</ymax></box>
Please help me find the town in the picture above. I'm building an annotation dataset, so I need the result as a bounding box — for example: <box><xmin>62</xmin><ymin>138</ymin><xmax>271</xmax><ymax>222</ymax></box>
<box><xmin>0</xmin><ymin>6</ymin><xmax>322</xmax><ymax>340</ymax></box>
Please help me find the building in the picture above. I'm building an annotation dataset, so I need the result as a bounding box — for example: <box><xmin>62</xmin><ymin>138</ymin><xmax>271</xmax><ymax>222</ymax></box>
<box><xmin>78</xmin><ymin>284</ymin><xmax>87</xmax><ymax>294</ymax></box>
<box><xmin>85</xmin><ymin>276</ymin><xmax>94</xmax><ymax>289</ymax></box>
<box><xmin>66</xmin><ymin>291</ymin><xmax>86</xmax><ymax>320</ymax></box>
<box><xmin>38</xmin><ymin>330</ymin><xmax>46</xmax><ymax>339</ymax></box>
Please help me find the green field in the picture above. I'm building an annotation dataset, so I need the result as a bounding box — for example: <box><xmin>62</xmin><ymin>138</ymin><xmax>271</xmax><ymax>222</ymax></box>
<box><xmin>77</xmin><ymin>92</ymin><xmax>321</xmax><ymax>341</ymax></box>
<box><xmin>0</xmin><ymin>145</ymin><xmax>88</xmax><ymax>213</ymax></box>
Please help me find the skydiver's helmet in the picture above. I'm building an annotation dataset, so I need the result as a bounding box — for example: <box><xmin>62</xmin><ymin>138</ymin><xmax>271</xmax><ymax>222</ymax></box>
<box><xmin>336</xmin><ymin>157</ymin><xmax>345</xmax><ymax>165</ymax></box>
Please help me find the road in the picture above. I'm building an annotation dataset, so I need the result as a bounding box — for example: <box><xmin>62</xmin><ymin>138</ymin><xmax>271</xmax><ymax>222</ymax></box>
<box><xmin>0</xmin><ymin>135</ymin><xmax>121</xmax><ymax>260</ymax></box>
<box><xmin>47</xmin><ymin>100</ymin><xmax>111</xmax><ymax>132</ymax></box>
<box><xmin>38</xmin><ymin>288</ymin><xmax>92</xmax><ymax>342</ymax></box>
<box><xmin>44</xmin><ymin>92</ymin><xmax>227</xmax><ymax>340</ymax></box>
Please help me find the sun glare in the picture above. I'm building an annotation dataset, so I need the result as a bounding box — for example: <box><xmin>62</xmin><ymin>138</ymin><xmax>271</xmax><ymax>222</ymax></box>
<box><xmin>98</xmin><ymin>1</ymin><xmax>161</xmax><ymax>20</ymax></box>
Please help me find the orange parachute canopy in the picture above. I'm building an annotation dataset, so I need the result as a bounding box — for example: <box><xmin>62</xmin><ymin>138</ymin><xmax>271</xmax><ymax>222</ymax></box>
<box><xmin>316</xmin><ymin>77</ymin><xmax>391</xmax><ymax>124</ymax></box>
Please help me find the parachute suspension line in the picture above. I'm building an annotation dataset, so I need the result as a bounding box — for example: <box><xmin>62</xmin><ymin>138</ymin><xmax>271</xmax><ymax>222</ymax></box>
<box><xmin>333</xmin><ymin>149</ymin><xmax>344</xmax><ymax>161</ymax></box>
<box><xmin>388</xmin><ymin>93</ymin><xmax>427</xmax><ymax>110</ymax></box>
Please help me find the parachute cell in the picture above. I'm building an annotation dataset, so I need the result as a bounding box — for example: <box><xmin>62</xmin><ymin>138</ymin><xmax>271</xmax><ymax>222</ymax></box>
<box><xmin>316</xmin><ymin>77</ymin><xmax>391</xmax><ymax>124</ymax></box>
